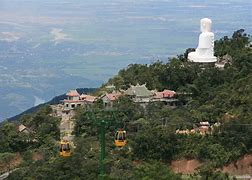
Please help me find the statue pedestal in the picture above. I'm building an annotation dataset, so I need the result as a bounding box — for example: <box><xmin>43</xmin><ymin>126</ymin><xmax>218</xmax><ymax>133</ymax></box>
<box><xmin>188</xmin><ymin>52</ymin><xmax>217</xmax><ymax>63</ymax></box>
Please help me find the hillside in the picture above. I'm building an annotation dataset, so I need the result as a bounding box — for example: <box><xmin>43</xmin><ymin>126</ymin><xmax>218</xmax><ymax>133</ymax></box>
<box><xmin>0</xmin><ymin>29</ymin><xmax>251</xmax><ymax>179</ymax></box>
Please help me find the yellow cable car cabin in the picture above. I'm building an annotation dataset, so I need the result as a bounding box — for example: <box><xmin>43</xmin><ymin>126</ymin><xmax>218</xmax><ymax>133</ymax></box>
<box><xmin>60</xmin><ymin>140</ymin><xmax>71</xmax><ymax>157</ymax></box>
<box><xmin>114</xmin><ymin>130</ymin><xmax>127</xmax><ymax>147</ymax></box>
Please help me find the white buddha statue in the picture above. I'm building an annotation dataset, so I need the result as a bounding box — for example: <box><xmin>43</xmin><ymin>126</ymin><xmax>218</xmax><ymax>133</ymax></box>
<box><xmin>188</xmin><ymin>18</ymin><xmax>217</xmax><ymax>63</ymax></box>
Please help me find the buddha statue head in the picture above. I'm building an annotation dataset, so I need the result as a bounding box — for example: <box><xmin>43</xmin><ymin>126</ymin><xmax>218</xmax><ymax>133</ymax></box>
<box><xmin>200</xmin><ymin>18</ymin><xmax>212</xmax><ymax>32</ymax></box>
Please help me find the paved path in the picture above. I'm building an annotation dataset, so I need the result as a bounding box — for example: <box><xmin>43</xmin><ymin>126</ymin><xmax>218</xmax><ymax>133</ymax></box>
<box><xmin>59</xmin><ymin>109</ymin><xmax>76</xmax><ymax>149</ymax></box>
<box><xmin>0</xmin><ymin>169</ymin><xmax>18</xmax><ymax>180</ymax></box>
<box><xmin>233</xmin><ymin>174</ymin><xmax>252</xmax><ymax>179</ymax></box>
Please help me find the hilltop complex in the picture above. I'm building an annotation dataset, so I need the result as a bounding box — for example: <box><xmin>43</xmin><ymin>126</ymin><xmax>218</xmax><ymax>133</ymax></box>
<box><xmin>51</xmin><ymin>84</ymin><xmax>180</xmax><ymax>141</ymax></box>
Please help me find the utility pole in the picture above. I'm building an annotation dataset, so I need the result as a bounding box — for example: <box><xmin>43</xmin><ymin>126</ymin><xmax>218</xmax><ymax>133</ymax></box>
<box><xmin>84</xmin><ymin>110</ymin><xmax>125</xmax><ymax>179</ymax></box>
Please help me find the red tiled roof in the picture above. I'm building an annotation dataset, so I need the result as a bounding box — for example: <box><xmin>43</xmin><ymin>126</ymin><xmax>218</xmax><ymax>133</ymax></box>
<box><xmin>162</xmin><ymin>90</ymin><xmax>176</xmax><ymax>98</ymax></box>
<box><xmin>105</xmin><ymin>92</ymin><xmax>122</xmax><ymax>101</ymax></box>
<box><xmin>154</xmin><ymin>90</ymin><xmax>176</xmax><ymax>98</ymax></box>
<box><xmin>154</xmin><ymin>92</ymin><xmax>163</xmax><ymax>99</ymax></box>
<box><xmin>80</xmin><ymin>94</ymin><xmax>97</xmax><ymax>102</ymax></box>
<box><xmin>66</xmin><ymin>90</ymin><xmax>80</xmax><ymax>97</ymax></box>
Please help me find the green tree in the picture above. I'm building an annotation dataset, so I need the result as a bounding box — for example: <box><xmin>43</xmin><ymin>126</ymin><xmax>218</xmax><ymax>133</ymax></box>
<box><xmin>133</xmin><ymin>161</ymin><xmax>181</xmax><ymax>180</ymax></box>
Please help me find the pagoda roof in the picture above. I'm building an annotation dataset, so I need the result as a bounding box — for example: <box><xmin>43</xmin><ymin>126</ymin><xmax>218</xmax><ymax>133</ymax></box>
<box><xmin>101</xmin><ymin>92</ymin><xmax>122</xmax><ymax>101</ymax></box>
<box><xmin>66</xmin><ymin>90</ymin><xmax>80</xmax><ymax>97</ymax></box>
<box><xmin>125</xmin><ymin>83</ymin><xmax>153</xmax><ymax>97</ymax></box>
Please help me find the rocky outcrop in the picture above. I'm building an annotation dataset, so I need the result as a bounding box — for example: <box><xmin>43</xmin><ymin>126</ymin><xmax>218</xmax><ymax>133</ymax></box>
<box><xmin>170</xmin><ymin>158</ymin><xmax>202</xmax><ymax>174</ymax></box>
<box><xmin>222</xmin><ymin>154</ymin><xmax>252</xmax><ymax>175</ymax></box>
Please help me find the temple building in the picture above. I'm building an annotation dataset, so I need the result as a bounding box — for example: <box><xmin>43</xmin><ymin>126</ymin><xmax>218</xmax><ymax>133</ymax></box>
<box><xmin>18</xmin><ymin>124</ymin><xmax>32</xmax><ymax>134</ymax></box>
<box><xmin>63</xmin><ymin>90</ymin><xmax>82</xmax><ymax>109</ymax></box>
<box><xmin>80</xmin><ymin>94</ymin><xmax>97</xmax><ymax>106</ymax></box>
<box><xmin>100</xmin><ymin>92</ymin><xmax>122</xmax><ymax>107</ymax></box>
<box><xmin>153</xmin><ymin>89</ymin><xmax>176</xmax><ymax>99</ymax></box>
<box><xmin>63</xmin><ymin>90</ymin><xmax>97</xmax><ymax>110</ymax></box>
<box><xmin>152</xmin><ymin>89</ymin><xmax>179</xmax><ymax>106</ymax></box>
<box><xmin>123</xmin><ymin>84</ymin><xmax>181</xmax><ymax>107</ymax></box>
<box><xmin>124</xmin><ymin>83</ymin><xmax>153</xmax><ymax>103</ymax></box>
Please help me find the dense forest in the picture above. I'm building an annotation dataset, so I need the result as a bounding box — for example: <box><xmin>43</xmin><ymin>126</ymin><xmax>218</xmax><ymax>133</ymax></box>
<box><xmin>0</xmin><ymin>29</ymin><xmax>251</xmax><ymax>179</ymax></box>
